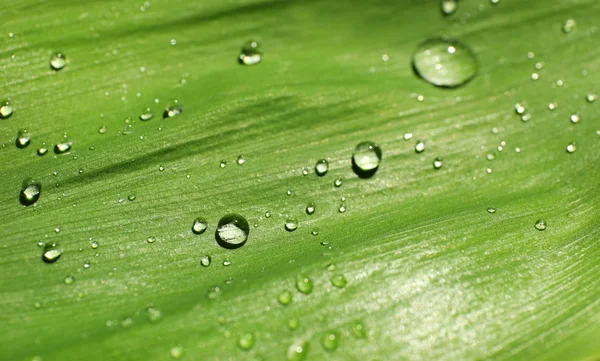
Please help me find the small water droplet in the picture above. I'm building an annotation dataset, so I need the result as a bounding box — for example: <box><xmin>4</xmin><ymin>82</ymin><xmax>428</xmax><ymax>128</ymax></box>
<box><xmin>570</xmin><ymin>113</ymin><xmax>581</xmax><ymax>124</ymax></box>
<box><xmin>412</xmin><ymin>37</ymin><xmax>478</xmax><ymax>88</ymax></box>
<box><xmin>278</xmin><ymin>290</ymin><xmax>292</xmax><ymax>305</ymax></box>
<box><xmin>42</xmin><ymin>243</ymin><xmax>61</xmax><ymax>263</ymax></box>
<box><xmin>170</xmin><ymin>39</ymin><xmax>177</xmax><ymax>46</ymax></box>
<box><xmin>54</xmin><ymin>142</ymin><xmax>72</xmax><ymax>154</ymax></box>
<box><xmin>562</xmin><ymin>19</ymin><xmax>576</xmax><ymax>33</ymax></box>
<box><xmin>315</xmin><ymin>159</ymin><xmax>329</xmax><ymax>176</ymax></box>
<box><xmin>238</xmin><ymin>332</ymin><xmax>255</xmax><ymax>351</ymax></box>
<box><xmin>287</xmin><ymin>341</ymin><xmax>308</xmax><ymax>361</ymax></box>
<box><xmin>433</xmin><ymin>157</ymin><xmax>443</xmax><ymax>169</ymax></box>
<box><xmin>415</xmin><ymin>140</ymin><xmax>425</xmax><ymax>153</ymax></box>
<box><xmin>16</xmin><ymin>129</ymin><xmax>31</xmax><ymax>148</ymax></box>
<box><xmin>159</xmin><ymin>165</ymin><xmax>165</xmax><ymax>172</ymax></box>
<box><xmin>441</xmin><ymin>0</ymin><xmax>458</xmax><ymax>15</ymax></box>
<box><xmin>534</xmin><ymin>219</ymin><xmax>547</xmax><ymax>231</ymax></box>
<box><xmin>200</xmin><ymin>255</ymin><xmax>211</xmax><ymax>267</ymax></box>
<box><xmin>311</xmin><ymin>228</ymin><xmax>319</xmax><ymax>236</ymax></box>
<box><xmin>219</xmin><ymin>160</ymin><xmax>227</xmax><ymax>168</ymax></box>
<box><xmin>20</xmin><ymin>180</ymin><xmax>41</xmax><ymax>206</ymax></box>
<box><xmin>37</xmin><ymin>241</ymin><xmax>44</xmax><ymax>247</ymax></box>
<box><xmin>236</xmin><ymin>155</ymin><xmax>246</xmax><ymax>165</ymax></box>
<box><xmin>521</xmin><ymin>113</ymin><xmax>532</xmax><ymax>122</ymax></box>
<box><xmin>222</xmin><ymin>259</ymin><xmax>232</xmax><ymax>266</ymax></box>
<box><xmin>515</xmin><ymin>103</ymin><xmax>526</xmax><ymax>115</ymax></box>
<box><xmin>531</xmin><ymin>73</ymin><xmax>539</xmax><ymax>81</ymax></box>
<box><xmin>330</xmin><ymin>274</ymin><xmax>347</xmax><ymax>288</ymax></box>
<box><xmin>285</xmin><ymin>218</ymin><xmax>298</xmax><ymax>232</ymax></box>
<box><xmin>486</xmin><ymin>153</ymin><xmax>496</xmax><ymax>161</ymax></box>
<box><xmin>216</xmin><ymin>214</ymin><xmax>249</xmax><ymax>249</ymax></box>
<box><xmin>50</xmin><ymin>52</ymin><xmax>66</xmax><ymax>70</ymax></box>
<box><xmin>306</xmin><ymin>202</ymin><xmax>316</xmax><ymax>215</ymax></box>
<box><xmin>321</xmin><ymin>331</ymin><xmax>339</xmax><ymax>351</ymax></box>
<box><xmin>403</xmin><ymin>133</ymin><xmax>413</xmax><ymax>140</ymax></box>
<box><xmin>301</xmin><ymin>168</ymin><xmax>309</xmax><ymax>176</ymax></box>
<box><xmin>351</xmin><ymin>321</ymin><xmax>367</xmax><ymax>338</ymax></box>
<box><xmin>338</xmin><ymin>204</ymin><xmax>346</xmax><ymax>213</ymax></box>
<box><xmin>486</xmin><ymin>168</ymin><xmax>493</xmax><ymax>174</ymax></box>
<box><xmin>295</xmin><ymin>275</ymin><xmax>313</xmax><ymax>294</ymax></box>
<box><xmin>37</xmin><ymin>146</ymin><xmax>48</xmax><ymax>156</ymax></box>
<box><xmin>334</xmin><ymin>177</ymin><xmax>343</xmax><ymax>187</ymax></box>
<box><xmin>147</xmin><ymin>236</ymin><xmax>156</xmax><ymax>244</ymax></box>
<box><xmin>288</xmin><ymin>318</ymin><xmax>300</xmax><ymax>330</ymax></box>
<box><xmin>534</xmin><ymin>62</ymin><xmax>544</xmax><ymax>70</ymax></box>
<box><xmin>548</xmin><ymin>102</ymin><xmax>557</xmax><ymax>111</ymax></box>
<box><xmin>83</xmin><ymin>261</ymin><xmax>91</xmax><ymax>269</ymax></box>
<box><xmin>286</xmin><ymin>189</ymin><xmax>293</xmax><ymax>196</ymax></box>
<box><xmin>91</xmin><ymin>241</ymin><xmax>99</xmax><ymax>249</ymax></box>
<box><xmin>64</xmin><ymin>275</ymin><xmax>75</xmax><ymax>285</ymax></box>
<box><xmin>139</xmin><ymin>108</ymin><xmax>153</xmax><ymax>121</ymax></box>
<box><xmin>265</xmin><ymin>211</ymin><xmax>271</xmax><ymax>218</ymax></box>
<box><xmin>146</xmin><ymin>307</ymin><xmax>162</xmax><ymax>322</ymax></box>
<box><xmin>170</xmin><ymin>345</ymin><xmax>183</xmax><ymax>360</ymax></box>
<box><xmin>163</xmin><ymin>100</ymin><xmax>182</xmax><ymax>118</ymax></box>
<box><xmin>556</xmin><ymin>80</ymin><xmax>564</xmax><ymax>87</ymax></box>
<box><xmin>239</xmin><ymin>41</ymin><xmax>262</xmax><ymax>65</ymax></box>
<box><xmin>487</xmin><ymin>207</ymin><xmax>497</xmax><ymax>213</ymax></box>
<box><xmin>0</xmin><ymin>99</ymin><xmax>14</xmax><ymax>118</ymax></box>
<box><xmin>98</xmin><ymin>125</ymin><xmax>107</xmax><ymax>134</ymax></box>
<box><xmin>586</xmin><ymin>93</ymin><xmax>597</xmax><ymax>103</ymax></box>
<box><xmin>55</xmin><ymin>226</ymin><xmax>61</xmax><ymax>233</ymax></box>
<box><xmin>352</xmin><ymin>141</ymin><xmax>382</xmax><ymax>178</ymax></box>
<box><xmin>192</xmin><ymin>218</ymin><xmax>208</xmax><ymax>234</ymax></box>
<box><xmin>566</xmin><ymin>142</ymin><xmax>577</xmax><ymax>153</ymax></box>
<box><xmin>206</xmin><ymin>285</ymin><xmax>222</xmax><ymax>299</ymax></box>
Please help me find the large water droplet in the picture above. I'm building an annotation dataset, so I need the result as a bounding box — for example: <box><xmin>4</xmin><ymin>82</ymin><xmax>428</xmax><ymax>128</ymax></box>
<box><xmin>352</xmin><ymin>141</ymin><xmax>382</xmax><ymax>178</ymax></box>
<box><xmin>50</xmin><ymin>52</ymin><xmax>67</xmax><ymax>70</ymax></box>
<box><xmin>278</xmin><ymin>290</ymin><xmax>292</xmax><ymax>305</ymax></box>
<box><xmin>0</xmin><ymin>99</ymin><xmax>13</xmax><ymax>118</ymax></box>
<box><xmin>54</xmin><ymin>142</ymin><xmax>72</xmax><ymax>154</ymax></box>
<box><xmin>296</xmin><ymin>275</ymin><xmax>313</xmax><ymax>294</ymax></box>
<box><xmin>315</xmin><ymin>159</ymin><xmax>329</xmax><ymax>176</ymax></box>
<box><xmin>239</xmin><ymin>41</ymin><xmax>262</xmax><ymax>65</ymax></box>
<box><xmin>216</xmin><ymin>214</ymin><xmax>249</xmax><ymax>249</ymax></box>
<box><xmin>412</xmin><ymin>37</ymin><xmax>478</xmax><ymax>88</ymax></box>
<box><xmin>321</xmin><ymin>331</ymin><xmax>339</xmax><ymax>351</ymax></box>
<box><xmin>16</xmin><ymin>129</ymin><xmax>31</xmax><ymax>148</ymax></box>
<box><xmin>42</xmin><ymin>243</ymin><xmax>61</xmax><ymax>263</ymax></box>
<box><xmin>20</xmin><ymin>180</ymin><xmax>41</xmax><ymax>205</ymax></box>
<box><xmin>441</xmin><ymin>0</ymin><xmax>458</xmax><ymax>15</ymax></box>
<box><xmin>192</xmin><ymin>218</ymin><xmax>208</xmax><ymax>234</ymax></box>
<box><xmin>238</xmin><ymin>333</ymin><xmax>255</xmax><ymax>350</ymax></box>
<box><xmin>287</xmin><ymin>341</ymin><xmax>308</xmax><ymax>361</ymax></box>
<box><xmin>535</xmin><ymin>219</ymin><xmax>547</xmax><ymax>231</ymax></box>
<box><xmin>285</xmin><ymin>218</ymin><xmax>298</xmax><ymax>232</ymax></box>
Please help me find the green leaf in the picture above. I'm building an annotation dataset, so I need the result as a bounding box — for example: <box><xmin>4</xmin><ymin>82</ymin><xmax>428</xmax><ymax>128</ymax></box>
<box><xmin>1</xmin><ymin>0</ymin><xmax>599</xmax><ymax>360</ymax></box>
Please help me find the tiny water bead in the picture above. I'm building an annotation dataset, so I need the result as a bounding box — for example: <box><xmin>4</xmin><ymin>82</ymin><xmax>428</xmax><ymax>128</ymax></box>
<box><xmin>514</xmin><ymin>103</ymin><xmax>526</xmax><ymax>115</ymax></box>
<box><xmin>334</xmin><ymin>177</ymin><xmax>343</xmax><ymax>187</ymax></box>
<box><xmin>521</xmin><ymin>113</ymin><xmax>532</xmax><ymax>122</ymax></box>
<box><xmin>285</xmin><ymin>218</ymin><xmax>299</xmax><ymax>232</ymax></box>
<box><xmin>330</xmin><ymin>274</ymin><xmax>347</xmax><ymax>288</ymax></box>
<box><xmin>433</xmin><ymin>157</ymin><xmax>443</xmax><ymax>169</ymax></box>
<box><xmin>238</xmin><ymin>332</ymin><xmax>255</xmax><ymax>351</ymax></box>
<box><xmin>315</xmin><ymin>159</ymin><xmax>329</xmax><ymax>176</ymax></box>
<box><xmin>278</xmin><ymin>290</ymin><xmax>292</xmax><ymax>305</ymax></box>
<box><xmin>16</xmin><ymin>129</ymin><xmax>31</xmax><ymax>148</ymax></box>
<box><xmin>0</xmin><ymin>99</ymin><xmax>13</xmax><ymax>118</ymax></box>
<box><xmin>352</xmin><ymin>321</ymin><xmax>367</xmax><ymax>339</ymax></box>
<box><xmin>42</xmin><ymin>243</ymin><xmax>61</xmax><ymax>263</ymax></box>
<box><xmin>306</xmin><ymin>202</ymin><xmax>316</xmax><ymax>215</ymax></box>
<box><xmin>239</xmin><ymin>41</ymin><xmax>262</xmax><ymax>65</ymax></box>
<box><xmin>338</xmin><ymin>203</ymin><xmax>346</xmax><ymax>213</ymax></box>
<box><xmin>287</xmin><ymin>341</ymin><xmax>308</xmax><ymax>361</ymax></box>
<box><xmin>192</xmin><ymin>218</ymin><xmax>208</xmax><ymax>234</ymax></box>
<box><xmin>201</xmin><ymin>255</ymin><xmax>211</xmax><ymax>267</ymax></box>
<box><xmin>139</xmin><ymin>108</ymin><xmax>153</xmax><ymax>121</ymax></box>
<box><xmin>20</xmin><ymin>180</ymin><xmax>41</xmax><ymax>205</ymax></box>
<box><xmin>91</xmin><ymin>241</ymin><xmax>99</xmax><ymax>249</ymax></box>
<box><xmin>296</xmin><ymin>275</ymin><xmax>313</xmax><ymax>294</ymax></box>
<box><xmin>54</xmin><ymin>142</ymin><xmax>72</xmax><ymax>154</ymax></box>
<box><xmin>412</xmin><ymin>37</ymin><xmax>478</xmax><ymax>88</ymax></box>
<box><xmin>37</xmin><ymin>145</ymin><xmax>48</xmax><ymax>156</ymax></box>
<box><xmin>236</xmin><ymin>155</ymin><xmax>246</xmax><ymax>165</ymax></box>
<box><xmin>586</xmin><ymin>93</ymin><xmax>597</xmax><ymax>103</ymax></box>
<box><xmin>50</xmin><ymin>52</ymin><xmax>67</xmax><ymax>70</ymax></box>
<box><xmin>64</xmin><ymin>275</ymin><xmax>75</xmax><ymax>285</ymax></box>
<box><xmin>562</xmin><ymin>19</ymin><xmax>576</xmax><ymax>33</ymax></box>
<box><xmin>566</xmin><ymin>142</ymin><xmax>577</xmax><ymax>153</ymax></box>
<box><xmin>570</xmin><ymin>113</ymin><xmax>581</xmax><ymax>124</ymax></box>
<box><xmin>535</xmin><ymin>220</ymin><xmax>547</xmax><ymax>231</ymax></box>
<box><xmin>441</xmin><ymin>0</ymin><xmax>458</xmax><ymax>15</ymax></box>
<box><xmin>219</xmin><ymin>160</ymin><xmax>227</xmax><ymax>168</ymax></box>
<box><xmin>222</xmin><ymin>259</ymin><xmax>232</xmax><ymax>266</ymax></box>
<box><xmin>288</xmin><ymin>318</ymin><xmax>300</xmax><ymax>330</ymax></box>
<box><xmin>216</xmin><ymin>214</ymin><xmax>250</xmax><ymax>249</ymax></box>
<box><xmin>265</xmin><ymin>211</ymin><xmax>271</xmax><ymax>218</ymax></box>
<box><xmin>146</xmin><ymin>307</ymin><xmax>162</xmax><ymax>322</ymax></box>
<box><xmin>146</xmin><ymin>236</ymin><xmax>156</xmax><ymax>244</ymax></box>
<box><xmin>321</xmin><ymin>331</ymin><xmax>339</xmax><ymax>351</ymax></box>
<box><xmin>163</xmin><ymin>100</ymin><xmax>182</xmax><ymax>118</ymax></box>
<box><xmin>486</xmin><ymin>153</ymin><xmax>496</xmax><ymax>161</ymax></box>
<box><xmin>548</xmin><ymin>102</ymin><xmax>557</xmax><ymax>111</ymax></box>
<box><xmin>159</xmin><ymin>165</ymin><xmax>165</xmax><ymax>172</ymax></box>
<box><xmin>352</xmin><ymin>141</ymin><xmax>382</xmax><ymax>178</ymax></box>
<box><xmin>415</xmin><ymin>140</ymin><xmax>425</xmax><ymax>153</ymax></box>
<box><xmin>170</xmin><ymin>345</ymin><xmax>183</xmax><ymax>360</ymax></box>
<box><xmin>487</xmin><ymin>207</ymin><xmax>497</xmax><ymax>213</ymax></box>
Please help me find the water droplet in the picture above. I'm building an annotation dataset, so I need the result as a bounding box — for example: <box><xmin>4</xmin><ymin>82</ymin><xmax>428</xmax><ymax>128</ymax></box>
<box><xmin>295</xmin><ymin>275</ymin><xmax>313</xmax><ymax>294</ymax></box>
<box><xmin>222</xmin><ymin>259</ymin><xmax>232</xmax><ymax>266</ymax></box>
<box><xmin>236</xmin><ymin>155</ymin><xmax>246</xmax><ymax>165</ymax></box>
<box><xmin>548</xmin><ymin>102</ymin><xmax>557</xmax><ymax>111</ymax></box>
<box><xmin>216</xmin><ymin>214</ymin><xmax>249</xmax><ymax>249</ymax></box>
<box><xmin>288</xmin><ymin>318</ymin><xmax>300</xmax><ymax>330</ymax></box>
<box><xmin>170</xmin><ymin>345</ymin><xmax>183</xmax><ymax>360</ymax></box>
<box><xmin>163</xmin><ymin>100</ymin><xmax>182</xmax><ymax>118</ymax></box>
<box><xmin>0</xmin><ymin>99</ymin><xmax>13</xmax><ymax>118</ymax></box>
<box><xmin>37</xmin><ymin>241</ymin><xmax>44</xmax><ymax>247</ymax></box>
<box><xmin>535</xmin><ymin>220</ymin><xmax>547</xmax><ymax>231</ymax></box>
<box><xmin>570</xmin><ymin>113</ymin><xmax>581</xmax><ymax>124</ymax></box>
<box><xmin>147</xmin><ymin>236</ymin><xmax>156</xmax><ymax>244</ymax></box>
<box><xmin>415</xmin><ymin>140</ymin><xmax>425</xmax><ymax>153</ymax></box>
<box><xmin>42</xmin><ymin>243</ymin><xmax>61</xmax><ymax>263</ymax></box>
<box><xmin>200</xmin><ymin>255</ymin><xmax>211</xmax><ymax>267</ymax></box>
<box><xmin>566</xmin><ymin>142</ymin><xmax>577</xmax><ymax>153</ymax></box>
<box><xmin>54</xmin><ymin>142</ymin><xmax>72</xmax><ymax>154</ymax></box>
<box><xmin>441</xmin><ymin>0</ymin><xmax>458</xmax><ymax>15</ymax></box>
<box><xmin>486</xmin><ymin>153</ymin><xmax>496</xmax><ymax>161</ymax></box>
<box><xmin>330</xmin><ymin>274</ymin><xmax>347</xmax><ymax>288</ymax></box>
<box><xmin>286</xmin><ymin>189</ymin><xmax>293</xmax><ymax>196</ymax></box>
<box><xmin>20</xmin><ymin>180</ymin><xmax>41</xmax><ymax>206</ymax></box>
<box><xmin>146</xmin><ymin>307</ymin><xmax>162</xmax><ymax>322</ymax></box>
<box><xmin>556</xmin><ymin>80</ymin><xmax>564</xmax><ymax>87</ymax></box>
<box><xmin>315</xmin><ymin>159</ymin><xmax>329</xmax><ymax>176</ymax></box>
<box><xmin>285</xmin><ymin>218</ymin><xmax>298</xmax><ymax>232</ymax></box>
<box><xmin>531</xmin><ymin>73</ymin><xmax>539</xmax><ymax>81</ymax></box>
<box><xmin>98</xmin><ymin>125</ymin><xmax>107</xmax><ymax>134</ymax></box>
<box><xmin>158</xmin><ymin>165</ymin><xmax>165</xmax><ymax>172</ymax></box>
<box><xmin>433</xmin><ymin>157</ymin><xmax>443</xmax><ymax>169</ymax></box>
<box><xmin>403</xmin><ymin>133</ymin><xmax>413</xmax><ymax>140</ymax></box>
<box><xmin>170</xmin><ymin>39</ymin><xmax>177</xmax><ymax>46</ymax></box>
<box><xmin>206</xmin><ymin>285</ymin><xmax>222</xmax><ymax>299</ymax></box>
<box><xmin>321</xmin><ymin>331</ymin><xmax>339</xmax><ymax>351</ymax></box>
<box><xmin>534</xmin><ymin>62</ymin><xmax>544</xmax><ymax>70</ymax></box>
<box><xmin>219</xmin><ymin>160</ymin><xmax>227</xmax><ymax>168</ymax></box>
<box><xmin>311</xmin><ymin>228</ymin><xmax>319</xmax><ymax>236</ymax></box>
<box><xmin>586</xmin><ymin>93</ymin><xmax>597</xmax><ymax>103</ymax></box>
<box><xmin>487</xmin><ymin>207</ymin><xmax>497</xmax><ymax>213</ymax></box>
<box><xmin>239</xmin><ymin>41</ymin><xmax>262</xmax><ymax>65</ymax></box>
<box><xmin>91</xmin><ymin>241</ymin><xmax>99</xmax><ymax>249</ymax></box>
<box><xmin>278</xmin><ymin>290</ymin><xmax>292</xmax><ymax>305</ymax></box>
<box><xmin>352</xmin><ymin>141</ymin><xmax>382</xmax><ymax>178</ymax></box>
<box><xmin>287</xmin><ymin>341</ymin><xmax>308</xmax><ymax>361</ymax></box>
<box><xmin>83</xmin><ymin>261</ymin><xmax>91</xmax><ymax>269</ymax></box>
<box><xmin>192</xmin><ymin>218</ymin><xmax>208</xmax><ymax>234</ymax></box>
<box><xmin>238</xmin><ymin>332</ymin><xmax>255</xmax><ymax>350</ymax></box>
<box><xmin>50</xmin><ymin>52</ymin><xmax>66</xmax><ymax>70</ymax></box>
<box><xmin>351</xmin><ymin>321</ymin><xmax>367</xmax><ymax>338</ymax></box>
<box><xmin>514</xmin><ymin>103</ymin><xmax>526</xmax><ymax>115</ymax></box>
<box><xmin>306</xmin><ymin>202</ymin><xmax>316</xmax><ymax>215</ymax></box>
<box><xmin>521</xmin><ymin>113</ymin><xmax>531</xmax><ymax>122</ymax></box>
<box><xmin>265</xmin><ymin>211</ymin><xmax>271</xmax><ymax>218</ymax></box>
<box><xmin>37</xmin><ymin>146</ymin><xmax>48</xmax><ymax>156</ymax></box>
<box><xmin>301</xmin><ymin>168</ymin><xmax>309</xmax><ymax>176</ymax></box>
<box><xmin>15</xmin><ymin>129</ymin><xmax>31</xmax><ymax>148</ymax></box>
<box><xmin>55</xmin><ymin>226</ymin><xmax>61</xmax><ymax>233</ymax></box>
<box><xmin>490</xmin><ymin>0</ymin><xmax>500</xmax><ymax>4</ymax></box>
<box><xmin>562</xmin><ymin>19</ymin><xmax>576</xmax><ymax>33</ymax></box>
<box><xmin>334</xmin><ymin>177</ymin><xmax>343</xmax><ymax>187</ymax></box>
<box><xmin>338</xmin><ymin>203</ymin><xmax>346</xmax><ymax>213</ymax></box>
<box><xmin>139</xmin><ymin>108</ymin><xmax>153</xmax><ymax>121</ymax></box>
<box><xmin>412</xmin><ymin>37</ymin><xmax>478</xmax><ymax>88</ymax></box>
<box><xmin>63</xmin><ymin>275</ymin><xmax>75</xmax><ymax>285</ymax></box>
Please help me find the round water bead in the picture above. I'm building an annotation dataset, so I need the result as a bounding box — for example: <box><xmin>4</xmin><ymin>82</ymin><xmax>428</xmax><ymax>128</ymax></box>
<box><xmin>216</xmin><ymin>214</ymin><xmax>249</xmax><ymax>249</ymax></box>
<box><xmin>352</xmin><ymin>141</ymin><xmax>382</xmax><ymax>178</ymax></box>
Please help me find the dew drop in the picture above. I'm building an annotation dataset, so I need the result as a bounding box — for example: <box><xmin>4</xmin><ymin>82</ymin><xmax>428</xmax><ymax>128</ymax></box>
<box><xmin>570</xmin><ymin>113</ymin><xmax>581</xmax><ymax>124</ymax></box>
<box><xmin>54</xmin><ymin>142</ymin><xmax>72</xmax><ymax>154</ymax></box>
<box><xmin>338</xmin><ymin>204</ymin><xmax>346</xmax><ymax>213</ymax></box>
<box><xmin>441</xmin><ymin>0</ymin><xmax>458</xmax><ymax>15</ymax></box>
<box><xmin>200</xmin><ymin>255</ymin><xmax>211</xmax><ymax>267</ymax></box>
<box><xmin>239</xmin><ymin>41</ymin><xmax>262</xmax><ymax>65</ymax></box>
<box><xmin>236</xmin><ymin>155</ymin><xmax>246</xmax><ymax>165</ymax></box>
<box><xmin>170</xmin><ymin>345</ymin><xmax>183</xmax><ymax>360</ymax></box>
<box><xmin>278</xmin><ymin>290</ymin><xmax>292</xmax><ymax>305</ymax></box>
<box><xmin>288</xmin><ymin>318</ymin><xmax>300</xmax><ymax>330</ymax></box>
<box><xmin>192</xmin><ymin>218</ymin><xmax>208</xmax><ymax>234</ymax></box>
<box><xmin>159</xmin><ymin>165</ymin><xmax>165</xmax><ymax>172</ymax></box>
<box><xmin>311</xmin><ymin>228</ymin><xmax>319</xmax><ymax>236</ymax></box>
<box><xmin>566</xmin><ymin>142</ymin><xmax>577</xmax><ymax>153</ymax></box>
<box><xmin>415</xmin><ymin>140</ymin><xmax>425</xmax><ymax>153</ymax></box>
<box><xmin>238</xmin><ymin>332</ymin><xmax>255</xmax><ymax>351</ymax></box>
<box><xmin>548</xmin><ymin>102</ymin><xmax>557</xmax><ymax>111</ymax></box>
<box><xmin>163</xmin><ymin>100</ymin><xmax>182</xmax><ymax>118</ymax></box>
<box><xmin>64</xmin><ymin>275</ymin><xmax>75</xmax><ymax>285</ymax></box>
<box><xmin>146</xmin><ymin>236</ymin><xmax>156</xmax><ymax>244</ymax></box>
<box><xmin>321</xmin><ymin>331</ymin><xmax>339</xmax><ymax>351</ymax></box>
<box><xmin>487</xmin><ymin>207</ymin><xmax>497</xmax><ymax>213</ymax></box>
<box><xmin>50</xmin><ymin>52</ymin><xmax>66</xmax><ymax>70</ymax></box>
<box><xmin>222</xmin><ymin>259</ymin><xmax>232</xmax><ymax>266</ymax></box>
<box><xmin>352</xmin><ymin>321</ymin><xmax>367</xmax><ymax>339</ymax></box>
<box><xmin>586</xmin><ymin>93</ymin><xmax>597</xmax><ymax>103</ymax></box>
<box><xmin>139</xmin><ymin>108</ymin><xmax>153</xmax><ymax>121</ymax></box>
<box><xmin>265</xmin><ymin>211</ymin><xmax>271</xmax><ymax>218</ymax></box>
<box><xmin>0</xmin><ymin>99</ymin><xmax>13</xmax><ymax>118</ymax></box>
<box><xmin>146</xmin><ymin>307</ymin><xmax>162</xmax><ymax>322</ymax></box>
<box><xmin>91</xmin><ymin>241</ymin><xmax>99</xmax><ymax>249</ymax></box>
<box><xmin>20</xmin><ymin>180</ymin><xmax>41</xmax><ymax>206</ymax></box>
<box><xmin>216</xmin><ymin>214</ymin><xmax>249</xmax><ymax>249</ymax></box>
<box><xmin>433</xmin><ymin>157</ymin><xmax>443</xmax><ymax>169</ymax></box>
<box><xmin>285</xmin><ymin>218</ymin><xmax>298</xmax><ymax>232</ymax></box>
<box><xmin>486</xmin><ymin>153</ymin><xmax>496</xmax><ymax>161</ymax></box>
<box><xmin>535</xmin><ymin>219</ymin><xmax>547</xmax><ymax>231</ymax></box>
<box><xmin>562</xmin><ymin>19</ymin><xmax>576</xmax><ymax>33</ymax></box>
<box><xmin>514</xmin><ymin>103</ymin><xmax>526</xmax><ymax>115</ymax></box>
<box><xmin>295</xmin><ymin>275</ymin><xmax>313</xmax><ymax>294</ymax></box>
<box><xmin>315</xmin><ymin>159</ymin><xmax>329</xmax><ymax>176</ymax></box>
<box><xmin>301</xmin><ymin>168</ymin><xmax>309</xmax><ymax>176</ymax></box>
<box><xmin>330</xmin><ymin>274</ymin><xmax>347</xmax><ymax>288</ymax></box>
<box><xmin>521</xmin><ymin>113</ymin><xmax>531</xmax><ymax>122</ymax></box>
<box><xmin>16</xmin><ymin>129</ymin><xmax>31</xmax><ymax>148</ymax></box>
<box><xmin>42</xmin><ymin>243</ymin><xmax>61</xmax><ymax>263</ymax></box>
<box><xmin>334</xmin><ymin>177</ymin><xmax>343</xmax><ymax>187</ymax></box>
<box><xmin>219</xmin><ymin>160</ymin><xmax>227</xmax><ymax>168</ymax></box>
<box><xmin>37</xmin><ymin>146</ymin><xmax>48</xmax><ymax>156</ymax></box>
<box><xmin>412</xmin><ymin>37</ymin><xmax>478</xmax><ymax>88</ymax></box>
<box><xmin>352</xmin><ymin>141</ymin><xmax>382</xmax><ymax>178</ymax></box>
<box><xmin>98</xmin><ymin>125</ymin><xmax>107</xmax><ymax>134</ymax></box>
<box><xmin>306</xmin><ymin>202</ymin><xmax>316</xmax><ymax>215</ymax></box>
<box><xmin>403</xmin><ymin>133</ymin><xmax>413</xmax><ymax>140</ymax></box>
